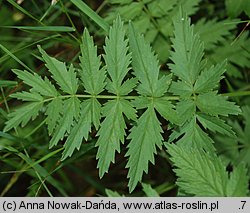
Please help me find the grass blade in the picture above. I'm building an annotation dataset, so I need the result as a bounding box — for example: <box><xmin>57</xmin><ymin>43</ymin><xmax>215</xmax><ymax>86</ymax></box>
<box><xmin>70</xmin><ymin>0</ymin><xmax>109</xmax><ymax>32</ymax></box>
<box><xmin>1</xmin><ymin>26</ymin><xmax>75</xmax><ymax>32</ymax></box>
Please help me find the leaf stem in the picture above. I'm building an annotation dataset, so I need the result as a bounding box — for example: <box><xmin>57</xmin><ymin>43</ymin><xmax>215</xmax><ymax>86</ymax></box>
<box><xmin>41</xmin><ymin>90</ymin><xmax>250</xmax><ymax>104</ymax></box>
<box><xmin>42</xmin><ymin>94</ymin><xmax>180</xmax><ymax>103</ymax></box>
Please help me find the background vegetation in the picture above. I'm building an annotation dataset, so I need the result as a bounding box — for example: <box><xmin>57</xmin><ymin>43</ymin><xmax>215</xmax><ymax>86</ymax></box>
<box><xmin>0</xmin><ymin>0</ymin><xmax>249</xmax><ymax>196</ymax></box>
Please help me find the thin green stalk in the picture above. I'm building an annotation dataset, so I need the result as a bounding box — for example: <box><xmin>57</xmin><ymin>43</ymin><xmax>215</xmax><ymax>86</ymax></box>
<box><xmin>39</xmin><ymin>4</ymin><xmax>54</xmax><ymax>22</ymax></box>
<box><xmin>0</xmin><ymin>34</ymin><xmax>60</xmax><ymax>64</ymax></box>
<box><xmin>70</xmin><ymin>0</ymin><xmax>109</xmax><ymax>32</ymax></box>
<box><xmin>1</xmin><ymin>87</ymin><xmax>10</xmax><ymax>113</ymax></box>
<box><xmin>24</xmin><ymin>120</ymin><xmax>47</xmax><ymax>139</ymax></box>
<box><xmin>0</xmin><ymin>166</ymin><xmax>24</xmax><ymax>196</ymax></box>
<box><xmin>34</xmin><ymin>171</ymin><xmax>53</xmax><ymax>197</ymax></box>
<box><xmin>7</xmin><ymin>0</ymin><xmax>43</xmax><ymax>25</ymax></box>
<box><xmin>59</xmin><ymin>0</ymin><xmax>81</xmax><ymax>38</ymax></box>
<box><xmin>222</xmin><ymin>91</ymin><xmax>250</xmax><ymax>97</ymax></box>
<box><xmin>41</xmin><ymin>94</ymin><xmax>180</xmax><ymax>104</ymax></box>
<box><xmin>96</xmin><ymin>0</ymin><xmax>108</xmax><ymax>14</ymax></box>
<box><xmin>155</xmin><ymin>182</ymin><xmax>176</xmax><ymax>195</ymax></box>
<box><xmin>0</xmin><ymin>44</ymin><xmax>33</xmax><ymax>73</ymax></box>
<box><xmin>37</xmin><ymin>90</ymin><xmax>250</xmax><ymax>106</ymax></box>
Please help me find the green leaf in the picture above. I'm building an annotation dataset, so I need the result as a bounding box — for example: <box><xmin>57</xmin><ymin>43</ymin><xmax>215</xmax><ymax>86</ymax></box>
<box><xmin>129</xmin><ymin>22</ymin><xmax>167</xmax><ymax>97</ymax></box>
<box><xmin>194</xmin><ymin>61</ymin><xmax>227</xmax><ymax>93</ymax></box>
<box><xmin>96</xmin><ymin>99</ymin><xmax>136</xmax><ymax>177</ymax></box>
<box><xmin>178</xmin><ymin>0</ymin><xmax>202</xmax><ymax>16</ymax></box>
<box><xmin>242</xmin><ymin>106</ymin><xmax>250</xmax><ymax>140</ymax></box>
<box><xmin>174</xmin><ymin>117</ymin><xmax>215</xmax><ymax>153</ymax></box>
<box><xmin>194</xmin><ymin>19</ymin><xmax>238</xmax><ymax>50</ymax></box>
<box><xmin>209</xmin><ymin>32</ymin><xmax>250</xmax><ymax>72</ymax></box>
<box><xmin>154</xmin><ymin>74</ymin><xmax>172</xmax><ymax>97</ymax></box>
<box><xmin>142</xmin><ymin>183</ymin><xmax>159</xmax><ymax>197</ymax></box>
<box><xmin>167</xmin><ymin>143</ymin><xmax>228</xmax><ymax>196</ymax></box>
<box><xmin>104</xmin><ymin>16</ymin><xmax>131</xmax><ymax>94</ymax></box>
<box><xmin>12</xmin><ymin>69</ymin><xmax>57</xmax><ymax>97</ymax></box>
<box><xmin>45</xmin><ymin>98</ymin><xmax>63</xmax><ymax>135</ymax></box>
<box><xmin>114</xmin><ymin>78</ymin><xmax>138</xmax><ymax>96</ymax></box>
<box><xmin>216</xmin><ymin>106</ymin><xmax>250</xmax><ymax>166</ymax></box>
<box><xmin>49</xmin><ymin>97</ymin><xmax>80</xmax><ymax>148</ymax></box>
<box><xmin>62</xmin><ymin>102</ymin><xmax>92</xmax><ymax>160</ymax></box>
<box><xmin>85</xmin><ymin>98</ymin><xmax>101</xmax><ymax>130</ymax></box>
<box><xmin>105</xmin><ymin>189</ymin><xmax>123</xmax><ymax>197</ymax></box>
<box><xmin>89</xmin><ymin>98</ymin><xmax>102</xmax><ymax>130</ymax></box>
<box><xmin>154</xmin><ymin>98</ymin><xmax>179</xmax><ymax>124</ymax></box>
<box><xmin>126</xmin><ymin>106</ymin><xmax>163</xmax><ymax>192</ymax></box>
<box><xmin>148</xmin><ymin>0</ymin><xmax>177</xmax><ymax>18</ymax></box>
<box><xmin>4</xmin><ymin>102</ymin><xmax>43</xmax><ymax>132</ymax></box>
<box><xmin>169</xmin><ymin>11</ymin><xmax>204</xmax><ymax>85</ymax></box>
<box><xmin>196</xmin><ymin>92</ymin><xmax>241</xmax><ymax>116</ymax></box>
<box><xmin>0</xmin><ymin>80</ymin><xmax>17</xmax><ymax>87</ymax></box>
<box><xmin>175</xmin><ymin>99</ymin><xmax>196</xmax><ymax>125</ymax></box>
<box><xmin>196</xmin><ymin>113</ymin><xmax>236</xmax><ymax>138</ymax></box>
<box><xmin>225</xmin><ymin>0</ymin><xmax>247</xmax><ymax>18</ymax></box>
<box><xmin>132</xmin><ymin>97</ymin><xmax>152</xmax><ymax>110</ymax></box>
<box><xmin>38</xmin><ymin>46</ymin><xmax>78</xmax><ymax>95</ymax></box>
<box><xmin>11</xmin><ymin>91</ymin><xmax>43</xmax><ymax>102</ymax></box>
<box><xmin>215</xmin><ymin>106</ymin><xmax>250</xmax><ymax>167</ymax></box>
<box><xmin>107</xmin><ymin>2</ymin><xmax>144</xmax><ymax>22</ymax></box>
<box><xmin>169</xmin><ymin>80</ymin><xmax>193</xmax><ymax>98</ymax></box>
<box><xmin>62</xmin><ymin>98</ymin><xmax>102</xmax><ymax>160</ymax></box>
<box><xmin>79</xmin><ymin>29</ymin><xmax>106</xmax><ymax>95</ymax></box>
<box><xmin>226</xmin><ymin>164</ymin><xmax>249</xmax><ymax>196</ymax></box>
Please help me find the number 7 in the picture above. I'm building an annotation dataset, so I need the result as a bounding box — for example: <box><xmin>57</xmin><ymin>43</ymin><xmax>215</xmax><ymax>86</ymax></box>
<box><xmin>241</xmin><ymin>201</ymin><xmax>246</xmax><ymax>209</ymax></box>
